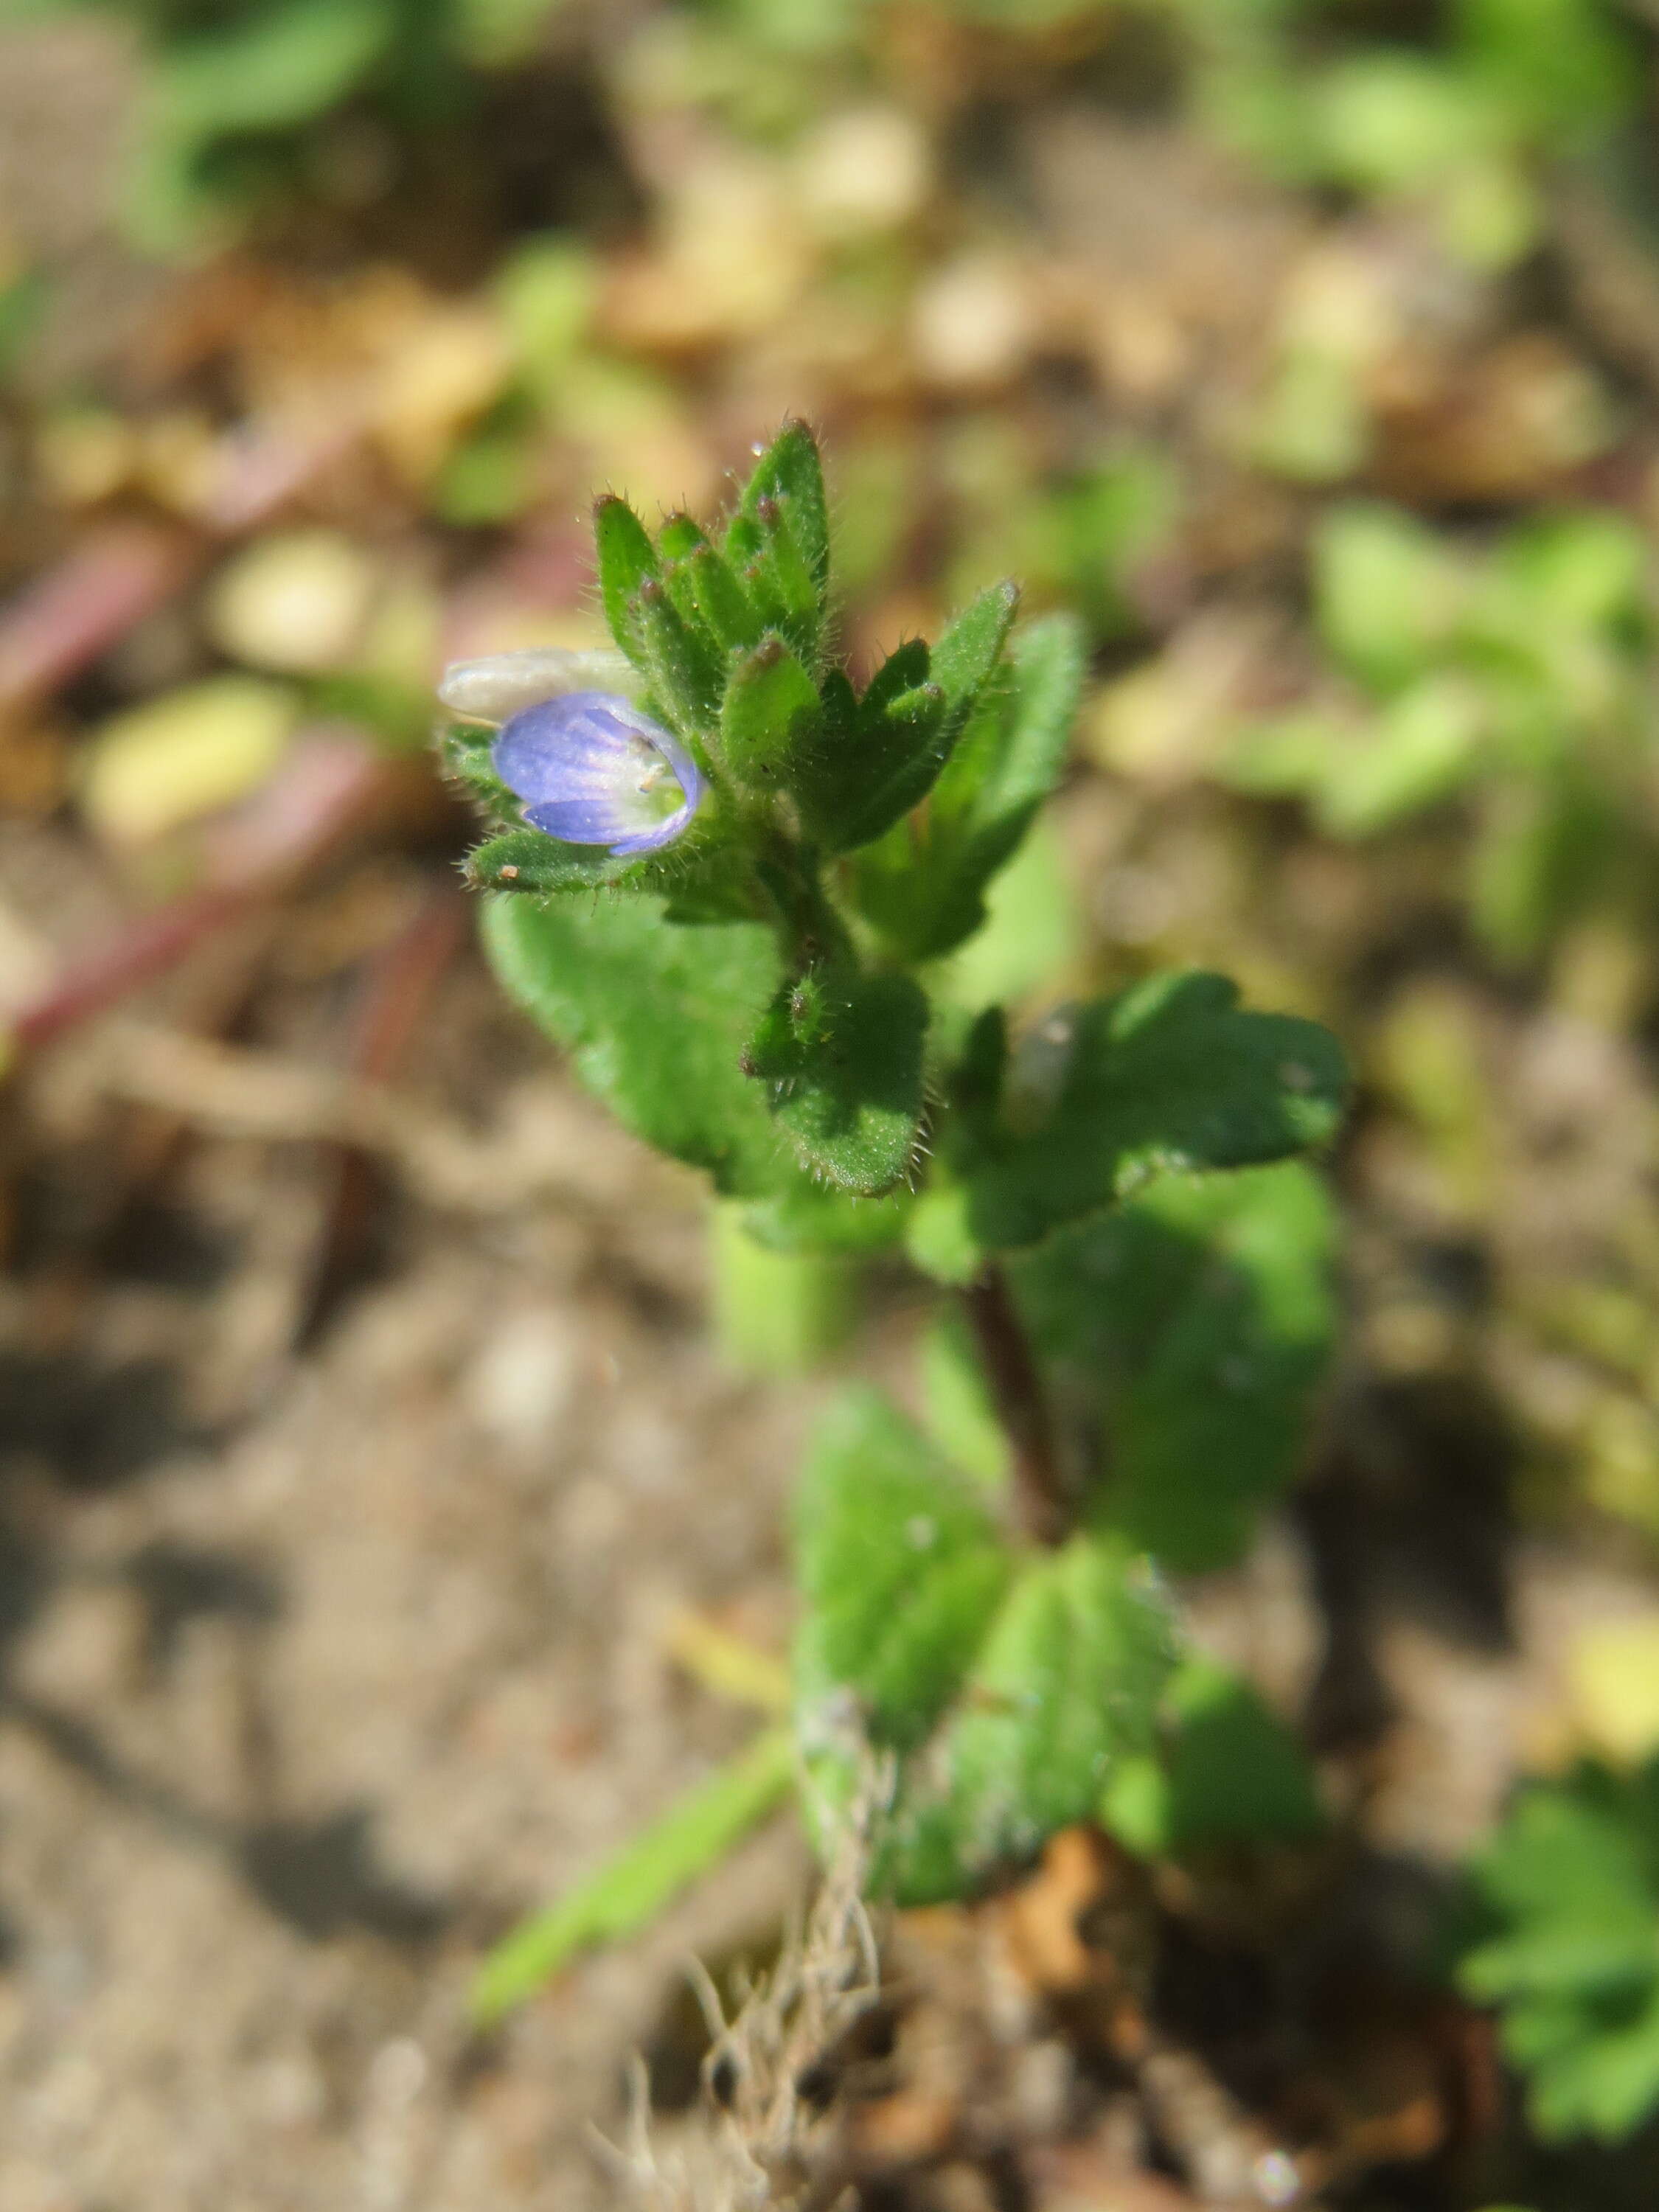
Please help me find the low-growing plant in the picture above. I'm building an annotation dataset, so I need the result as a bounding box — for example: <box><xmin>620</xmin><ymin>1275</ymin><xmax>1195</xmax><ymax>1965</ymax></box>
<box><xmin>1459</xmin><ymin>1756</ymin><xmax>1659</xmax><ymax>2143</ymax></box>
<box><xmin>437</xmin><ymin>422</ymin><xmax>1349</xmax><ymax>2014</ymax></box>
<box><xmin>1170</xmin><ymin>0</ymin><xmax>1644</xmax><ymax>268</ymax></box>
<box><xmin>13</xmin><ymin>0</ymin><xmax>568</xmax><ymax>249</ymax></box>
<box><xmin>1221</xmin><ymin>501</ymin><xmax>1659</xmax><ymax>963</ymax></box>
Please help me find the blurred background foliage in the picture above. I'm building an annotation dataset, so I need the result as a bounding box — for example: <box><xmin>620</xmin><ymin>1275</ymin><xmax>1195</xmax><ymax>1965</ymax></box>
<box><xmin>6</xmin><ymin>0</ymin><xmax>1659</xmax><ymax>2197</ymax></box>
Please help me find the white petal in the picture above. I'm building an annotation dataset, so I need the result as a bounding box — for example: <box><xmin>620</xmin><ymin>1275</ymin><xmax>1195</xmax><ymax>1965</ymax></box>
<box><xmin>437</xmin><ymin>647</ymin><xmax>641</xmax><ymax>727</ymax></box>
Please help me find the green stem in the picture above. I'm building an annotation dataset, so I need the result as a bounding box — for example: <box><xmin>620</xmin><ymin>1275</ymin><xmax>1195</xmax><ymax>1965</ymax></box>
<box><xmin>754</xmin><ymin>835</ymin><xmax>852</xmax><ymax>974</ymax></box>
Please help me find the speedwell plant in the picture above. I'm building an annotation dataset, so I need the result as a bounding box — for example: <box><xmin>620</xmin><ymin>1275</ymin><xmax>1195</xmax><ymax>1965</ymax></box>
<box><xmin>437</xmin><ymin>424</ymin><xmax>1349</xmax><ymax>2014</ymax></box>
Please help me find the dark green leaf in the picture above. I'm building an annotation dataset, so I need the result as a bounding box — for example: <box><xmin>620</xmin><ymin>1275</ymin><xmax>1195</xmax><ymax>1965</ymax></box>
<box><xmin>801</xmin><ymin>585</ymin><xmax>1015</xmax><ymax>854</ymax></box>
<box><xmin>1100</xmin><ymin>1655</ymin><xmax>1326</xmax><ymax>1857</ymax></box>
<box><xmin>944</xmin><ymin>1534</ymin><xmax>1175</xmax><ymax>1873</ymax></box>
<box><xmin>795</xmin><ymin>1388</ymin><xmax>1011</xmax><ymax>1752</ymax></box>
<box><xmin>464</xmin><ymin>827</ymin><xmax>637</xmax><ymax>895</ymax></box>
<box><xmin>736</xmin><ymin>419</ymin><xmax>831</xmax><ymax>597</ymax></box>
<box><xmin>749</xmin><ymin>968</ymin><xmax>929</xmax><ymax>1194</ymax></box>
<box><xmin>1456</xmin><ymin>1757</ymin><xmax>1659</xmax><ymax>2143</ymax></box>
<box><xmin>852</xmin><ymin>613</ymin><xmax>1085</xmax><ymax>958</ymax></box>
<box><xmin>804</xmin><ymin>683</ymin><xmax>947</xmax><ymax>853</ymax></box>
<box><xmin>593</xmin><ymin>495</ymin><xmax>661</xmax><ymax>669</ymax></box>
<box><xmin>481</xmin><ymin>891</ymin><xmax>793</xmax><ymax>1197</ymax></box>
<box><xmin>930</xmin><ymin>580</ymin><xmax>1020</xmax><ymax>729</ymax></box>
<box><xmin>967</xmin><ymin>973</ymin><xmax>1348</xmax><ymax>1250</ymax></box>
<box><xmin>1012</xmin><ymin>1163</ymin><xmax>1338</xmax><ymax>1569</ymax></box>
<box><xmin>720</xmin><ymin>635</ymin><xmax>823</xmax><ymax>796</ymax></box>
<box><xmin>860</xmin><ymin>638</ymin><xmax>931</xmax><ymax>719</ymax></box>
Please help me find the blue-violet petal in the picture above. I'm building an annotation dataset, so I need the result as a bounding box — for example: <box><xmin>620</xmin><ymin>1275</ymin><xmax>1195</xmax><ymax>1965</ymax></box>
<box><xmin>492</xmin><ymin>692</ymin><xmax>704</xmax><ymax>856</ymax></box>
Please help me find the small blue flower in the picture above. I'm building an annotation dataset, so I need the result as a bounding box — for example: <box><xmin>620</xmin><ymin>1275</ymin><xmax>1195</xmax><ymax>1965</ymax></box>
<box><xmin>492</xmin><ymin>692</ymin><xmax>706</xmax><ymax>857</ymax></box>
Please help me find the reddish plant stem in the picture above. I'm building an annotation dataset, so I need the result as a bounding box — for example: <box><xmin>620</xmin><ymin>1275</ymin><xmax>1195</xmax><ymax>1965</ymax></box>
<box><xmin>961</xmin><ymin>1266</ymin><xmax>1069</xmax><ymax>1546</ymax></box>
<box><xmin>10</xmin><ymin>733</ymin><xmax>386</xmax><ymax>1055</ymax></box>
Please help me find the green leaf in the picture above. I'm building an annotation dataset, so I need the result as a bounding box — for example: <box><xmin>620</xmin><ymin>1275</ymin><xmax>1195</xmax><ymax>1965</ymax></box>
<box><xmin>860</xmin><ymin>637</ymin><xmax>931</xmax><ymax>717</ymax></box>
<box><xmin>593</xmin><ymin>496</ymin><xmax>662</xmax><ymax>669</ymax></box>
<box><xmin>738</xmin><ymin>1179</ymin><xmax>912</xmax><ymax>1256</ymax></box>
<box><xmin>748</xmin><ymin>969</ymin><xmax>929</xmax><ymax>1195</ymax></box>
<box><xmin>471</xmin><ymin>1727</ymin><xmax>793</xmax><ymax>2021</ymax></box>
<box><xmin>796</xmin><ymin>1388</ymin><xmax>1011</xmax><ymax>1753</ymax></box>
<box><xmin>919</xmin><ymin>1312</ymin><xmax>1011</xmax><ymax>1489</ymax></box>
<box><xmin>1099</xmin><ymin>1654</ymin><xmax>1326</xmax><ymax>1857</ymax></box>
<box><xmin>929</xmin><ymin>580</ymin><xmax>1020</xmax><ymax>730</ymax></box>
<box><xmin>967</xmin><ymin>973</ymin><xmax>1349</xmax><ymax>1251</ymax></box>
<box><xmin>720</xmin><ymin>635</ymin><xmax>823</xmax><ymax>796</ymax></box>
<box><xmin>1456</xmin><ymin>0</ymin><xmax>1640</xmax><ymax>147</ymax></box>
<box><xmin>799</xmin><ymin>1477</ymin><xmax>1177</xmax><ymax>1908</ymax></box>
<box><xmin>804</xmin><ymin>583</ymin><xmax>1018</xmax><ymax>854</ymax></box>
<box><xmin>804</xmin><ymin>682</ymin><xmax>947</xmax><ymax>854</ymax></box>
<box><xmin>933</xmin><ymin>818</ymin><xmax>1082</xmax><ymax>1015</ymax></box>
<box><xmin>736</xmin><ymin>420</ymin><xmax>831</xmax><ymax>599</ymax></box>
<box><xmin>1012</xmin><ymin>1163</ymin><xmax>1338</xmax><ymax>1569</ymax></box>
<box><xmin>1315</xmin><ymin>678</ymin><xmax>1487</xmax><ymax>838</ymax></box>
<box><xmin>149</xmin><ymin>0</ymin><xmax>391</xmax><ymax>139</ymax></box>
<box><xmin>853</xmin><ymin>613</ymin><xmax>1085</xmax><ymax>959</ymax></box>
<box><xmin>1313</xmin><ymin>503</ymin><xmax>1464</xmax><ymax>694</ymax></box>
<box><xmin>945</xmin><ymin>1534</ymin><xmax>1176</xmax><ymax>1872</ymax></box>
<box><xmin>627</xmin><ymin>577</ymin><xmax>724</xmax><ymax>745</ymax></box>
<box><xmin>661</xmin><ymin>525</ymin><xmax>765</xmax><ymax>655</ymax></box>
<box><xmin>464</xmin><ymin>827</ymin><xmax>637</xmax><ymax>895</ymax></box>
<box><xmin>709</xmin><ymin>1206</ymin><xmax>852</xmax><ymax>1374</ymax></box>
<box><xmin>785</xmin><ymin>638</ymin><xmax>951</xmax><ymax>853</ymax></box>
<box><xmin>743</xmin><ymin>498</ymin><xmax>823</xmax><ymax>663</ymax></box>
<box><xmin>481</xmin><ymin>891</ymin><xmax>791</xmax><ymax>1198</ymax></box>
<box><xmin>1457</xmin><ymin>1758</ymin><xmax>1659</xmax><ymax>2143</ymax></box>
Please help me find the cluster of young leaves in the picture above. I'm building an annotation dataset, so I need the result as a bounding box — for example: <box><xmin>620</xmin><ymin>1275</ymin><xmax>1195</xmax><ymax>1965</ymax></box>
<box><xmin>453</xmin><ymin>425</ymin><xmax>1346</xmax><ymax>1231</ymax></box>
<box><xmin>1458</xmin><ymin>1757</ymin><xmax>1659</xmax><ymax>2143</ymax></box>
<box><xmin>1221</xmin><ymin>502</ymin><xmax>1659</xmax><ymax>961</ymax></box>
<box><xmin>451</xmin><ymin>424</ymin><xmax>1059</xmax><ymax>1208</ymax></box>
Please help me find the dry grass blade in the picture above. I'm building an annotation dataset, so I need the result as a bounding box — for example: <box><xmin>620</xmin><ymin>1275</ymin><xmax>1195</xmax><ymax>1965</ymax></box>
<box><xmin>594</xmin><ymin>1776</ymin><xmax>885</xmax><ymax>2212</ymax></box>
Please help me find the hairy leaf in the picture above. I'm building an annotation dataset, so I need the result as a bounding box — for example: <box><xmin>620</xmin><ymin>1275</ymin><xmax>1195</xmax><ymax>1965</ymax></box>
<box><xmin>593</xmin><ymin>495</ymin><xmax>661</xmax><ymax>669</ymax></box>
<box><xmin>1012</xmin><ymin>1163</ymin><xmax>1338</xmax><ymax>1568</ymax></box>
<box><xmin>748</xmin><ymin>968</ymin><xmax>929</xmax><ymax>1195</ymax></box>
<box><xmin>795</xmin><ymin>1388</ymin><xmax>1011</xmax><ymax>1753</ymax></box>
<box><xmin>735</xmin><ymin>420</ymin><xmax>831</xmax><ymax>599</ymax></box>
<box><xmin>720</xmin><ymin>635</ymin><xmax>823</xmax><ymax>796</ymax></box>
<box><xmin>482</xmin><ymin>892</ymin><xmax>791</xmax><ymax>1197</ymax></box>
<box><xmin>968</xmin><ymin>973</ymin><xmax>1348</xmax><ymax>1250</ymax></box>
<box><xmin>853</xmin><ymin>613</ymin><xmax>1085</xmax><ymax>958</ymax></box>
<box><xmin>944</xmin><ymin>1535</ymin><xmax>1176</xmax><ymax>1874</ymax></box>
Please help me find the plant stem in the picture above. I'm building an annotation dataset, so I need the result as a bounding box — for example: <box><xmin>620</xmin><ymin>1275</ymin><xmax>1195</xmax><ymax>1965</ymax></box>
<box><xmin>962</xmin><ymin>1265</ymin><xmax>1069</xmax><ymax>1545</ymax></box>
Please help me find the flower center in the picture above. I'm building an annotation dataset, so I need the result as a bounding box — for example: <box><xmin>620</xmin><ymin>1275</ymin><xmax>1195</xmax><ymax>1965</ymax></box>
<box><xmin>625</xmin><ymin>737</ymin><xmax>684</xmax><ymax>824</ymax></box>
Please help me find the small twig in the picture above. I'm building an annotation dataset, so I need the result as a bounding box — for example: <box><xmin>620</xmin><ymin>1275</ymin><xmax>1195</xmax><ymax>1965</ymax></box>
<box><xmin>961</xmin><ymin>1266</ymin><xmax>1070</xmax><ymax>1545</ymax></box>
<box><xmin>0</xmin><ymin>521</ymin><xmax>198</xmax><ymax>717</ymax></box>
<box><xmin>8</xmin><ymin>732</ymin><xmax>386</xmax><ymax>1056</ymax></box>
<box><xmin>296</xmin><ymin>879</ymin><xmax>468</xmax><ymax>1343</ymax></box>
